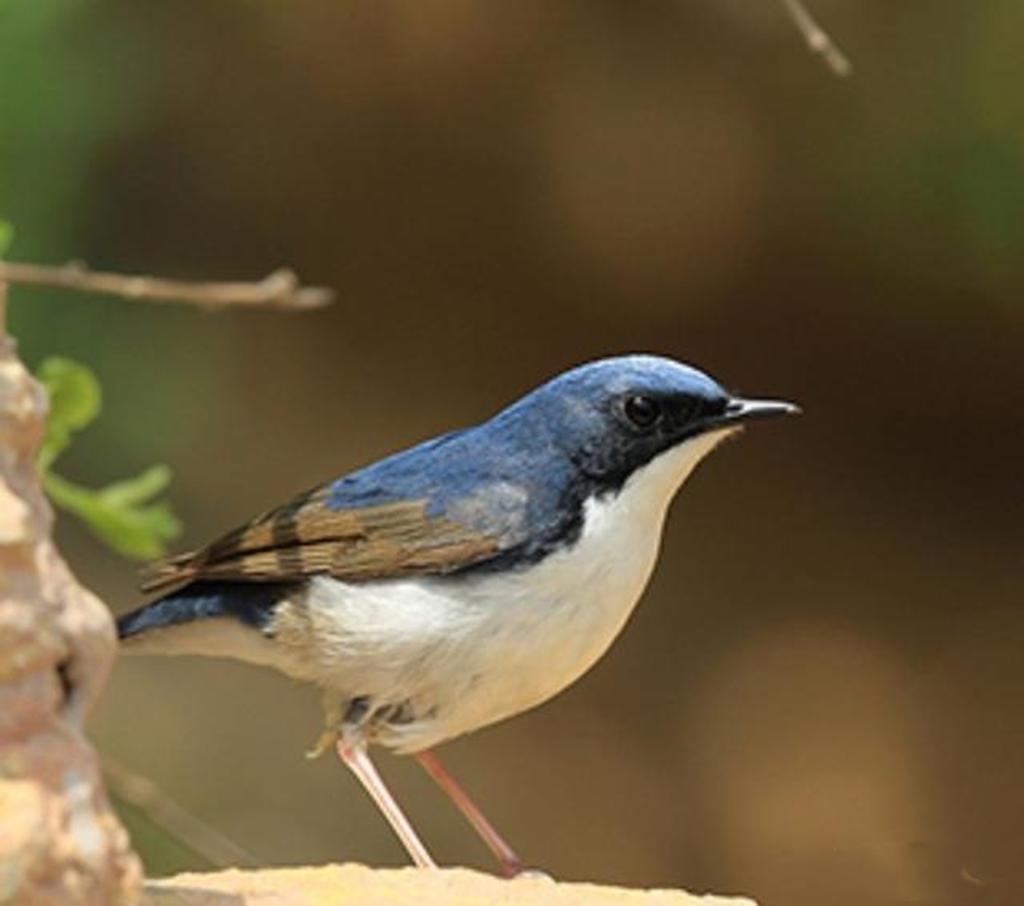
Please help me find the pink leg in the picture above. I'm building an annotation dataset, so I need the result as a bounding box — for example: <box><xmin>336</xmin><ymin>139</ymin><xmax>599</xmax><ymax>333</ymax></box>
<box><xmin>336</xmin><ymin>739</ymin><xmax>437</xmax><ymax>869</ymax></box>
<box><xmin>415</xmin><ymin>749</ymin><xmax>524</xmax><ymax>877</ymax></box>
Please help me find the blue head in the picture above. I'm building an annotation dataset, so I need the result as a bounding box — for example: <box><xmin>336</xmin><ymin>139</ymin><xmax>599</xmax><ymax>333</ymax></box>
<box><xmin>488</xmin><ymin>354</ymin><xmax>795</xmax><ymax>496</ymax></box>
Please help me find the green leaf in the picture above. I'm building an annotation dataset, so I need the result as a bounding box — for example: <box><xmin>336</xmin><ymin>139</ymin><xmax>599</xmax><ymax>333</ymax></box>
<box><xmin>100</xmin><ymin>463</ymin><xmax>173</xmax><ymax>508</ymax></box>
<box><xmin>0</xmin><ymin>220</ymin><xmax>12</xmax><ymax>257</ymax></box>
<box><xmin>35</xmin><ymin>356</ymin><xmax>182</xmax><ymax>561</ymax></box>
<box><xmin>36</xmin><ymin>357</ymin><xmax>102</xmax><ymax>471</ymax></box>
<box><xmin>44</xmin><ymin>468</ymin><xmax>182</xmax><ymax>561</ymax></box>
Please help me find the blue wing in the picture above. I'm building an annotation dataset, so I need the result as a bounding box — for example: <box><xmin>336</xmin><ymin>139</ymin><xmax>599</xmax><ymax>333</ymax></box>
<box><xmin>139</xmin><ymin>425</ymin><xmax>578</xmax><ymax>594</ymax></box>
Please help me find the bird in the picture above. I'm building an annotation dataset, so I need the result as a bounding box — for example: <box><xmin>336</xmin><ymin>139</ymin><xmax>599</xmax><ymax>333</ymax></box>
<box><xmin>116</xmin><ymin>354</ymin><xmax>797</xmax><ymax>876</ymax></box>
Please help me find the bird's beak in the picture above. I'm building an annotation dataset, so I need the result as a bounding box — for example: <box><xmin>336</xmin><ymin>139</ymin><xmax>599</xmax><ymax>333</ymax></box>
<box><xmin>702</xmin><ymin>397</ymin><xmax>801</xmax><ymax>432</ymax></box>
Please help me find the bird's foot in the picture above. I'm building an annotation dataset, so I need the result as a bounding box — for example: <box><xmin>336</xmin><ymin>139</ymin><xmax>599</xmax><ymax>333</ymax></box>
<box><xmin>306</xmin><ymin>691</ymin><xmax>346</xmax><ymax>759</ymax></box>
<box><xmin>304</xmin><ymin>726</ymin><xmax>339</xmax><ymax>759</ymax></box>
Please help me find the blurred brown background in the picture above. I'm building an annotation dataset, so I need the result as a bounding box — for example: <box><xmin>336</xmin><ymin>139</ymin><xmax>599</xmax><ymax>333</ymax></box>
<box><xmin>3</xmin><ymin>2</ymin><xmax>1022</xmax><ymax>905</ymax></box>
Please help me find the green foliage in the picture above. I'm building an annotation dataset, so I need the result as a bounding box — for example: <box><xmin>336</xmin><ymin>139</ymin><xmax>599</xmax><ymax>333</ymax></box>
<box><xmin>37</xmin><ymin>356</ymin><xmax>101</xmax><ymax>471</ymax></box>
<box><xmin>0</xmin><ymin>219</ymin><xmax>12</xmax><ymax>256</ymax></box>
<box><xmin>36</xmin><ymin>356</ymin><xmax>181</xmax><ymax>560</ymax></box>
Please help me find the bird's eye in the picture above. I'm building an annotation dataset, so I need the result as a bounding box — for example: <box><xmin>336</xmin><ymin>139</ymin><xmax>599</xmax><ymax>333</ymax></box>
<box><xmin>623</xmin><ymin>394</ymin><xmax>661</xmax><ymax>429</ymax></box>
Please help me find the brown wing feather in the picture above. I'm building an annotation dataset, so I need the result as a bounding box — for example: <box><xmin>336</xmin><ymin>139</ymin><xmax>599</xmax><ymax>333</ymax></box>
<box><xmin>139</xmin><ymin>485</ymin><xmax>499</xmax><ymax>595</ymax></box>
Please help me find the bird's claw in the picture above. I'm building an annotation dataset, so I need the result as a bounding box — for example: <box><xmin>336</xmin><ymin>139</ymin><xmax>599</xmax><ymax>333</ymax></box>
<box><xmin>306</xmin><ymin>691</ymin><xmax>346</xmax><ymax>759</ymax></box>
<box><xmin>305</xmin><ymin>726</ymin><xmax>339</xmax><ymax>760</ymax></box>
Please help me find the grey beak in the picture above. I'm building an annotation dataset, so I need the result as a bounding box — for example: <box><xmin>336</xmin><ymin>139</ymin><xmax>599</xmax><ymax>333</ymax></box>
<box><xmin>706</xmin><ymin>397</ymin><xmax>801</xmax><ymax>430</ymax></box>
<box><xmin>726</xmin><ymin>397</ymin><xmax>800</xmax><ymax>421</ymax></box>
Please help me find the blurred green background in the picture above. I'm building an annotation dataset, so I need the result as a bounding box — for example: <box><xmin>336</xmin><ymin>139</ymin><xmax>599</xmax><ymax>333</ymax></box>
<box><xmin>3</xmin><ymin>2</ymin><xmax>1023</xmax><ymax>905</ymax></box>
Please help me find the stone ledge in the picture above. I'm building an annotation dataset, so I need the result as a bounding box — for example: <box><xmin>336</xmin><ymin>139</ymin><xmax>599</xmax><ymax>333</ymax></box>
<box><xmin>142</xmin><ymin>864</ymin><xmax>756</xmax><ymax>906</ymax></box>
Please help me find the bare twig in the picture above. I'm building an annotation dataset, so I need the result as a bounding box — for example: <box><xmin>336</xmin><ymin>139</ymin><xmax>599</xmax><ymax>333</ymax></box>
<box><xmin>779</xmin><ymin>0</ymin><xmax>852</xmax><ymax>76</ymax></box>
<box><xmin>104</xmin><ymin>756</ymin><xmax>263</xmax><ymax>870</ymax></box>
<box><xmin>0</xmin><ymin>261</ymin><xmax>334</xmax><ymax>310</ymax></box>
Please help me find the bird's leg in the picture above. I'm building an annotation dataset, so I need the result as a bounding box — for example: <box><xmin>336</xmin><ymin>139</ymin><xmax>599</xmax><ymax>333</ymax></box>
<box><xmin>337</xmin><ymin>735</ymin><xmax>437</xmax><ymax>869</ymax></box>
<box><xmin>306</xmin><ymin>690</ymin><xmax>344</xmax><ymax>759</ymax></box>
<box><xmin>414</xmin><ymin>749</ymin><xmax>524</xmax><ymax>878</ymax></box>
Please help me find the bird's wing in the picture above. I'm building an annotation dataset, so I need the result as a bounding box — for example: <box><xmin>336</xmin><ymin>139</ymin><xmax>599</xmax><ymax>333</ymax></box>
<box><xmin>138</xmin><ymin>482</ymin><xmax>501</xmax><ymax>595</ymax></box>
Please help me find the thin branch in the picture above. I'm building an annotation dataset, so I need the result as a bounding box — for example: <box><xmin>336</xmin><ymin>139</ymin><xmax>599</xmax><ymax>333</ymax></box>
<box><xmin>103</xmin><ymin>756</ymin><xmax>263</xmax><ymax>870</ymax></box>
<box><xmin>0</xmin><ymin>260</ymin><xmax>333</xmax><ymax>310</ymax></box>
<box><xmin>779</xmin><ymin>0</ymin><xmax>852</xmax><ymax>77</ymax></box>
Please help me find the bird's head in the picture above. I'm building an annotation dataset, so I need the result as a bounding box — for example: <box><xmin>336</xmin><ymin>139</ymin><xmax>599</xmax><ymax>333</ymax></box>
<box><xmin>499</xmin><ymin>354</ymin><xmax>798</xmax><ymax>501</ymax></box>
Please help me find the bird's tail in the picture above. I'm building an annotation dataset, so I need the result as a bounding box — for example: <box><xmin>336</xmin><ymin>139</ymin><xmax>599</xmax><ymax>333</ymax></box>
<box><xmin>117</xmin><ymin>581</ymin><xmax>294</xmax><ymax>662</ymax></box>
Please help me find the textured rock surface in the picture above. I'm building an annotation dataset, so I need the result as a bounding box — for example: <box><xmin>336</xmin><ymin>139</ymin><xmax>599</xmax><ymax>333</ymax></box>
<box><xmin>0</xmin><ymin>286</ymin><xmax>141</xmax><ymax>905</ymax></box>
<box><xmin>143</xmin><ymin>864</ymin><xmax>757</xmax><ymax>906</ymax></box>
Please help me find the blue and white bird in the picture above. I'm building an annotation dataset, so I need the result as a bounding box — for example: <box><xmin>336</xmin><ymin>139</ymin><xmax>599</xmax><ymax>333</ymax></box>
<box><xmin>117</xmin><ymin>354</ymin><xmax>797</xmax><ymax>875</ymax></box>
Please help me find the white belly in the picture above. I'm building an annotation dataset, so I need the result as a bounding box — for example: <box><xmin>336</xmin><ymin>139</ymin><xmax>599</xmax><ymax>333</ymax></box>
<box><xmin>275</xmin><ymin>431</ymin><xmax>729</xmax><ymax>752</ymax></box>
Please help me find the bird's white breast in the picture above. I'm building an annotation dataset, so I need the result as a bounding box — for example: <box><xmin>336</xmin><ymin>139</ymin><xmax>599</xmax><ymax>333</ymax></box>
<box><xmin>274</xmin><ymin>429</ymin><xmax>732</xmax><ymax>752</ymax></box>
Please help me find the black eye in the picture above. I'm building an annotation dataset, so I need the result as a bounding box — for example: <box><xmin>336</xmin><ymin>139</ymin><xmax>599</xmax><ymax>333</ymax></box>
<box><xmin>623</xmin><ymin>394</ymin><xmax>661</xmax><ymax>429</ymax></box>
